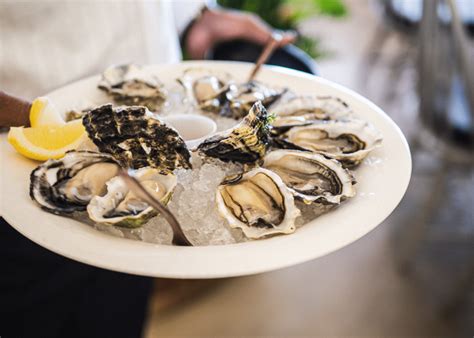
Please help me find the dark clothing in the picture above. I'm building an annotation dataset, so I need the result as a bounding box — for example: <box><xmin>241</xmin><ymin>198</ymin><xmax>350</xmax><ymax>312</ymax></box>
<box><xmin>0</xmin><ymin>217</ymin><xmax>153</xmax><ymax>338</ymax></box>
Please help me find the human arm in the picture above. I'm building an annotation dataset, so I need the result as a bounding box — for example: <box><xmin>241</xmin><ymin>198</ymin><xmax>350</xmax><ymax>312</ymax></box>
<box><xmin>183</xmin><ymin>6</ymin><xmax>297</xmax><ymax>59</ymax></box>
<box><xmin>0</xmin><ymin>91</ymin><xmax>31</xmax><ymax>128</ymax></box>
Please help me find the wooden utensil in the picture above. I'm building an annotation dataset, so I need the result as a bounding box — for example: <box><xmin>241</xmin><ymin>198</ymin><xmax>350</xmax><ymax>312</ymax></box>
<box><xmin>247</xmin><ymin>32</ymin><xmax>283</xmax><ymax>82</ymax></box>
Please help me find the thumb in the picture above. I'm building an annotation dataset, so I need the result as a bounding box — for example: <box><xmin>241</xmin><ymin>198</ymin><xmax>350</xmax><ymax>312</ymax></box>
<box><xmin>277</xmin><ymin>30</ymin><xmax>298</xmax><ymax>47</ymax></box>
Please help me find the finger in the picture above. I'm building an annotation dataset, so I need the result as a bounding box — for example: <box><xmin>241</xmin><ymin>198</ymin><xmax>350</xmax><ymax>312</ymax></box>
<box><xmin>242</xmin><ymin>15</ymin><xmax>297</xmax><ymax>47</ymax></box>
<box><xmin>278</xmin><ymin>31</ymin><xmax>298</xmax><ymax>46</ymax></box>
<box><xmin>243</xmin><ymin>15</ymin><xmax>274</xmax><ymax>45</ymax></box>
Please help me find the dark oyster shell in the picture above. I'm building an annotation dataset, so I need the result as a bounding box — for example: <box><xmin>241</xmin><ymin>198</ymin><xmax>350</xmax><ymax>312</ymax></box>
<box><xmin>197</xmin><ymin>101</ymin><xmax>271</xmax><ymax>163</ymax></box>
<box><xmin>82</xmin><ymin>104</ymin><xmax>191</xmax><ymax>171</ymax></box>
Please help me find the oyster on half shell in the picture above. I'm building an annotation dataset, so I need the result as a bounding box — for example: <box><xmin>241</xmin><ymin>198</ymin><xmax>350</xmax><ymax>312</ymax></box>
<box><xmin>82</xmin><ymin>104</ymin><xmax>191</xmax><ymax>172</ymax></box>
<box><xmin>98</xmin><ymin>64</ymin><xmax>167</xmax><ymax>111</ymax></box>
<box><xmin>87</xmin><ymin>167</ymin><xmax>177</xmax><ymax>228</ymax></box>
<box><xmin>30</xmin><ymin>151</ymin><xmax>121</xmax><ymax>214</ymax></box>
<box><xmin>276</xmin><ymin>119</ymin><xmax>382</xmax><ymax>167</ymax></box>
<box><xmin>197</xmin><ymin>101</ymin><xmax>271</xmax><ymax>164</ymax></box>
<box><xmin>263</xmin><ymin>149</ymin><xmax>356</xmax><ymax>204</ymax></box>
<box><xmin>271</xmin><ymin>95</ymin><xmax>352</xmax><ymax>134</ymax></box>
<box><xmin>225</xmin><ymin>81</ymin><xmax>286</xmax><ymax>119</ymax></box>
<box><xmin>178</xmin><ymin>68</ymin><xmax>234</xmax><ymax>114</ymax></box>
<box><xmin>178</xmin><ymin>68</ymin><xmax>285</xmax><ymax>119</ymax></box>
<box><xmin>216</xmin><ymin>167</ymin><xmax>300</xmax><ymax>239</ymax></box>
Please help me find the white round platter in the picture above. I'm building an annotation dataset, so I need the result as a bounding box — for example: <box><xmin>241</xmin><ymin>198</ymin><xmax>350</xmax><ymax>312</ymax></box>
<box><xmin>0</xmin><ymin>61</ymin><xmax>411</xmax><ymax>279</ymax></box>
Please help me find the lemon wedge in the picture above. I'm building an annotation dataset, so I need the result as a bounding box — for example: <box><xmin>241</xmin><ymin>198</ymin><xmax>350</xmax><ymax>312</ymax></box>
<box><xmin>30</xmin><ymin>96</ymin><xmax>65</xmax><ymax>127</ymax></box>
<box><xmin>8</xmin><ymin>119</ymin><xmax>86</xmax><ymax>161</ymax></box>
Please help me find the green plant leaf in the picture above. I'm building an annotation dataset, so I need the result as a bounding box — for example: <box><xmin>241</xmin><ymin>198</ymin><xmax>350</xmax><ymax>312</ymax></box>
<box><xmin>312</xmin><ymin>0</ymin><xmax>347</xmax><ymax>17</ymax></box>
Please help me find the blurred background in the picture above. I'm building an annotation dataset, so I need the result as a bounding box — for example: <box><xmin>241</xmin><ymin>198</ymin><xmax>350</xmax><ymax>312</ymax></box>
<box><xmin>145</xmin><ymin>0</ymin><xmax>474</xmax><ymax>336</ymax></box>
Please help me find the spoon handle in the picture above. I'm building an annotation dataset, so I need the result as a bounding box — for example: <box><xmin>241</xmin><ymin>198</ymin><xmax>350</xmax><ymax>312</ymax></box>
<box><xmin>118</xmin><ymin>170</ymin><xmax>192</xmax><ymax>246</ymax></box>
<box><xmin>247</xmin><ymin>32</ymin><xmax>283</xmax><ymax>82</ymax></box>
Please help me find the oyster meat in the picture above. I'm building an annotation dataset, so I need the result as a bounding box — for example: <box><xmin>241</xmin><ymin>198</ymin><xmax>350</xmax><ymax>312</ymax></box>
<box><xmin>216</xmin><ymin>167</ymin><xmax>300</xmax><ymax>239</ymax></box>
<box><xmin>271</xmin><ymin>95</ymin><xmax>352</xmax><ymax>134</ymax></box>
<box><xmin>82</xmin><ymin>104</ymin><xmax>191</xmax><ymax>171</ymax></box>
<box><xmin>263</xmin><ymin>149</ymin><xmax>355</xmax><ymax>204</ymax></box>
<box><xmin>87</xmin><ymin>167</ymin><xmax>176</xmax><ymax>228</ymax></box>
<box><xmin>197</xmin><ymin>101</ymin><xmax>271</xmax><ymax>163</ymax></box>
<box><xmin>276</xmin><ymin>119</ymin><xmax>382</xmax><ymax>166</ymax></box>
<box><xmin>30</xmin><ymin>151</ymin><xmax>121</xmax><ymax>214</ymax></box>
<box><xmin>98</xmin><ymin>64</ymin><xmax>167</xmax><ymax>111</ymax></box>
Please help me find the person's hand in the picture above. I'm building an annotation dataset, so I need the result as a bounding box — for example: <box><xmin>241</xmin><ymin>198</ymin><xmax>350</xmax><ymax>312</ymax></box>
<box><xmin>185</xmin><ymin>7</ymin><xmax>297</xmax><ymax>59</ymax></box>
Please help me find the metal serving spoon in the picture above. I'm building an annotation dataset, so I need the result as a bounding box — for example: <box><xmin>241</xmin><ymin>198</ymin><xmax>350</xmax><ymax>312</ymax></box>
<box><xmin>118</xmin><ymin>169</ymin><xmax>193</xmax><ymax>246</ymax></box>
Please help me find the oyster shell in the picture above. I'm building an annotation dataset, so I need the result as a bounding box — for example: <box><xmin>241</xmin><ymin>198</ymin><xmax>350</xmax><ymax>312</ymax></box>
<box><xmin>87</xmin><ymin>167</ymin><xmax>176</xmax><ymax>228</ymax></box>
<box><xmin>276</xmin><ymin>119</ymin><xmax>382</xmax><ymax>167</ymax></box>
<box><xmin>225</xmin><ymin>81</ymin><xmax>286</xmax><ymax>119</ymax></box>
<box><xmin>178</xmin><ymin>68</ymin><xmax>234</xmax><ymax>114</ymax></box>
<box><xmin>216</xmin><ymin>167</ymin><xmax>300</xmax><ymax>239</ymax></box>
<box><xmin>197</xmin><ymin>101</ymin><xmax>271</xmax><ymax>163</ymax></box>
<box><xmin>271</xmin><ymin>95</ymin><xmax>352</xmax><ymax>134</ymax></box>
<box><xmin>263</xmin><ymin>149</ymin><xmax>356</xmax><ymax>204</ymax></box>
<box><xmin>178</xmin><ymin>68</ymin><xmax>285</xmax><ymax>119</ymax></box>
<box><xmin>98</xmin><ymin>64</ymin><xmax>167</xmax><ymax>111</ymax></box>
<box><xmin>65</xmin><ymin>108</ymin><xmax>90</xmax><ymax>122</ymax></box>
<box><xmin>30</xmin><ymin>151</ymin><xmax>121</xmax><ymax>214</ymax></box>
<box><xmin>82</xmin><ymin>104</ymin><xmax>191</xmax><ymax>171</ymax></box>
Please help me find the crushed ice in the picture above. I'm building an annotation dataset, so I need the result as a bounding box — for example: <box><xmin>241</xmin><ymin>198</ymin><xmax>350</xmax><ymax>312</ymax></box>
<box><xmin>100</xmin><ymin>152</ymin><xmax>248</xmax><ymax>246</ymax></box>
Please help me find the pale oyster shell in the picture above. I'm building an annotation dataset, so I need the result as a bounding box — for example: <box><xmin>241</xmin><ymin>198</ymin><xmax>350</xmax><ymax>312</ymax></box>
<box><xmin>30</xmin><ymin>151</ymin><xmax>121</xmax><ymax>214</ymax></box>
<box><xmin>87</xmin><ymin>167</ymin><xmax>176</xmax><ymax>228</ymax></box>
<box><xmin>263</xmin><ymin>149</ymin><xmax>356</xmax><ymax>204</ymax></box>
<box><xmin>216</xmin><ymin>167</ymin><xmax>300</xmax><ymax>239</ymax></box>
<box><xmin>277</xmin><ymin>119</ymin><xmax>383</xmax><ymax>167</ymax></box>
<box><xmin>271</xmin><ymin>95</ymin><xmax>352</xmax><ymax>133</ymax></box>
